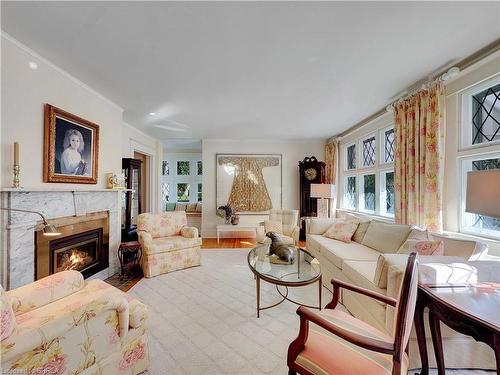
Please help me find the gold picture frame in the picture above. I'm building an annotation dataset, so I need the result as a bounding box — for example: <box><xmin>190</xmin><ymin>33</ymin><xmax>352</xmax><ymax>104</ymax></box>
<box><xmin>43</xmin><ymin>104</ymin><xmax>99</xmax><ymax>184</ymax></box>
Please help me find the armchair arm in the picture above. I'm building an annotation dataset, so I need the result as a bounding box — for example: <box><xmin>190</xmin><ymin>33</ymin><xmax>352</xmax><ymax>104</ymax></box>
<box><xmin>6</xmin><ymin>271</ymin><xmax>85</xmax><ymax>315</ymax></box>
<box><xmin>138</xmin><ymin>231</ymin><xmax>153</xmax><ymax>254</ymax></box>
<box><xmin>325</xmin><ymin>278</ymin><xmax>397</xmax><ymax>310</ymax></box>
<box><xmin>2</xmin><ymin>294</ymin><xmax>129</xmax><ymax>363</ymax></box>
<box><xmin>181</xmin><ymin>226</ymin><xmax>198</xmax><ymax>238</ymax></box>
<box><xmin>297</xmin><ymin>306</ymin><xmax>394</xmax><ymax>354</ymax></box>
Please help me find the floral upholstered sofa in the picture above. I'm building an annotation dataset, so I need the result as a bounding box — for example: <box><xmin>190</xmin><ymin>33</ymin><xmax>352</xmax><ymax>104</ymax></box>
<box><xmin>137</xmin><ymin>211</ymin><xmax>201</xmax><ymax>278</ymax></box>
<box><xmin>1</xmin><ymin>270</ymin><xmax>148</xmax><ymax>375</ymax></box>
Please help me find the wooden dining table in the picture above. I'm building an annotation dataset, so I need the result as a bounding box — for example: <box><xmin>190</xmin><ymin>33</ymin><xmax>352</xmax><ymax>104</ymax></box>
<box><xmin>414</xmin><ymin>280</ymin><xmax>500</xmax><ymax>375</ymax></box>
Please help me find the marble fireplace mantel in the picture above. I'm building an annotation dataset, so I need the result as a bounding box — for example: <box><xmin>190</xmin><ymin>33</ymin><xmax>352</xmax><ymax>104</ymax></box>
<box><xmin>1</xmin><ymin>189</ymin><xmax>123</xmax><ymax>289</ymax></box>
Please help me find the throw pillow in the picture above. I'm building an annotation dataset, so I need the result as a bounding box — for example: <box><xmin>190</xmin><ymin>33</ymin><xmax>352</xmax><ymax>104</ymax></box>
<box><xmin>0</xmin><ymin>285</ymin><xmax>16</xmax><ymax>340</ymax></box>
<box><xmin>264</xmin><ymin>220</ymin><xmax>283</xmax><ymax>234</ymax></box>
<box><xmin>398</xmin><ymin>239</ymin><xmax>444</xmax><ymax>256</ymax></box>
<box><xmin>361</xmin><ymin>221</ymin><xmax>412</xmax><ymax>253</ymax></box>
<box><xmin>352</xmin><ymin>221</ymin><xmax>371</xmax><ymax>243</ymax></box>
<box><xmin>407</xmin><ymin>228</ymin><xmax>432</xmax><ymax>241</ymax></box>
<box><xmin>323</xmin><ymin>219</ymin><xmax>359</xmax><ymax>243</ymax></box>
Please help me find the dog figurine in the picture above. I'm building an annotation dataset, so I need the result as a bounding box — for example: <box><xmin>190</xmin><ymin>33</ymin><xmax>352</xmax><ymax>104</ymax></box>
<box><xmin>266</xmin><ymin>232</ymin><xmax>295</xmax><ymax>264</ymax></box>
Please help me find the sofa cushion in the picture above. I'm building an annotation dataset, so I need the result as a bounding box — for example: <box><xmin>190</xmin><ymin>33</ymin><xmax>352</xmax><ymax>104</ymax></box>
<box><xmin>147</xmin><ymin>236</ymin><xmax>202</xmax><ymax>254</ymax></box>
<box><xmin>407</xmin><ymin>227</ymin><xmax>432</xmax><ymax>241</ymax></box>
<box><xmin>361</xmin><ymin>221</ymin><xmax>411</xmax><ymax>253</ymax></box>
<box><xmin>137</xmin><ymin>211</ymin><xmax>187</xmax><ymax>238</ymax></box>
<box><xmin>342</xmin><ymin>260</ymin><xmax>386</xmax><ymax>297</ymax></box>
<box><xmin>265</xmin><ymin>220</ymin><xmax>283</xmax><ymax>234</ymax></box>
<box><xmin>165</xmin><ymin>203</ymin><xmax>176</xmax><ymax>211</ymax></box>
<box><xmin>323</xmin><ymin>219</ymin><xmax>359</xmax><ymax>243</ymax></box>
<box><xmin>186</xmin><ymin>203</ymin><xmax>197</xmax><ymax>212</ymax></box>
<box><xmin>307</xmin><ymin>218</ymin><xmax>337</xmax><ymax>235</ymax></box>
<box><xmin>398</xmin><ymin>239</ymin><xmax>444</xmax><ymax>256</ymax></box>
<box><xmin>353</xmin><ymin>221</ymin><xmax>371</xmax><ymax>243</ymax></box>
<box><xmin>308</xmin><ymin>235</ymin><xmax>380</xmax><ymax>269</ymax></box>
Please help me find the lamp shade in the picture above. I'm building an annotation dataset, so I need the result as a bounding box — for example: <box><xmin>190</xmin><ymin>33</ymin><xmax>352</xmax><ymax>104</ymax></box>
<box><xmin>466</xmin><ymin>170</ymin><xmax>500</xmax><ymax>219</ymax></box>
<box><xmin>310</xmin><ymin>184</ymin><xmax>336</xmax><ymax>199</ymax></box>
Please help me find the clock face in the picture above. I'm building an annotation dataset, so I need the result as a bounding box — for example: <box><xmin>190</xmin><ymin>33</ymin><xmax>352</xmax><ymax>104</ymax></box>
<box><xmin>304</xmin><ymin>168</ymin><xmax>317</xmax><ymax>181</ymax></box>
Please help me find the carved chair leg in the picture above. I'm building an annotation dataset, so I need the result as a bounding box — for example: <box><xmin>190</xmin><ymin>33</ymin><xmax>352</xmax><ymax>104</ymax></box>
<box><xmin>288</xmin><ymin>370</ymin><xmax>297</xmax><ymax>375</ymax></box>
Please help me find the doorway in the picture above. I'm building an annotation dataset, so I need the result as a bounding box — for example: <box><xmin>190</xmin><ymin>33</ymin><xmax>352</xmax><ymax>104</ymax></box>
<box><xmin>133</xmin><ymin>151</ymin><xmax>150</xmax><ymax>213</ymax></box>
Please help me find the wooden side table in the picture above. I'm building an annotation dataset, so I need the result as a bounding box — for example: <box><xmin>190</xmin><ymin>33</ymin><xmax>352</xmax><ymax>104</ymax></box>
<box><xmin>117</xmin><ymin>241</ymin><xmax>142</xmax><ymax>280</ymax></box>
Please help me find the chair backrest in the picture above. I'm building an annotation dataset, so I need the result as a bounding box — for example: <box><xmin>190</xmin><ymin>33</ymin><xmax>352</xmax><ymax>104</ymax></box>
<box><xmin>137</xmin><ymin>211</ymin><xmax>187</xmax><ymax>238</ymax></box>
<box><xmin>392</xmin><ymin>252</ymin><xmax>419</xmax><ymax>359</ymax></box>
<box><xmin>269</xmin><ymin>209</ymin><xmax>299</xmax><ymax>236</ymax></box>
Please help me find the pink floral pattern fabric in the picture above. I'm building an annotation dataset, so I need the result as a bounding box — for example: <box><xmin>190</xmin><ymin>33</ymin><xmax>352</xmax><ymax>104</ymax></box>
<box><xmin>141</xmin><ymin>246</ymin><xmax>201</xmax><ymax>278</ymax></box>
<box><xmin>398</xmin><ymin>239</ymin><xmax>444</xmax><ymax>256</ymax></box>
<box><xmin>393</xmin><ymin>82</ymin><xmax>445</xmax><ymax>232</ymax></box>
<box><xmin>1</xmin><ymin>274</ymin><xmax>149</xmax><ymax>375</ymax></box>
<box><xmin>1</xmin><ymin>285</ymin><xmax>16</xmax><ymax>341</ymax></box>
<box><xmin>323</xmin><ymin>219</ymin><xmax>359</xmax><ymax>243</ymax></box>
<box><xmin>137</xmin><ymin>211</ymin><xmax>187</xmax><ymax>238</ymax></box>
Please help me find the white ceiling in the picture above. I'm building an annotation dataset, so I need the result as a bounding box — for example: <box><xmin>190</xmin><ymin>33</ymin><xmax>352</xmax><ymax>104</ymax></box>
<box><xmin>2</xmin><ymin>2</ymin><xmax>500</xmax><ymax>141</ymax></box>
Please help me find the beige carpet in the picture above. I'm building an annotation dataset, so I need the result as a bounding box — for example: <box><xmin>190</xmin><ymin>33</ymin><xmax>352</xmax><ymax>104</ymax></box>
<box><xmin>127</xmin><ymin>249</ymin><xmax>493</xmax><ymax>375</ymax></box>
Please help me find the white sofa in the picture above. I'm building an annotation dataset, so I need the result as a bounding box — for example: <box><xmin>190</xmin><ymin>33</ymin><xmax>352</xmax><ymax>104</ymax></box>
<box><xmin>305</xmin><ymin>214</ymin><xmax>496</xmax><ymax>370</ymax></box>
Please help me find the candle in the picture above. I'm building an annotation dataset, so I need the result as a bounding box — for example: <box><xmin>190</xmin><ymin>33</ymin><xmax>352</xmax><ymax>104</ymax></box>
<box><xmin>14</xmin><ymin>142</ymin><xmax>19</xmax><ymax>165</ymax></box>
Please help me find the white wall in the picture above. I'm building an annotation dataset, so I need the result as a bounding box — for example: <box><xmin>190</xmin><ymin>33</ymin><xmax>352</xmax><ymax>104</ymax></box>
<box><xmin>1</xmin><ymin>35</ymin><xmax>124</xmax><ymax>188</ymax></box>
<box><xmin>202</xmin><ymin>139</ymin><xmax>325</xmax><ymax>237</ymax></box>
<box><xmin>1</xmin><ymin>34</ymin><xmax>159</xmax><ymax>204</ymax></box>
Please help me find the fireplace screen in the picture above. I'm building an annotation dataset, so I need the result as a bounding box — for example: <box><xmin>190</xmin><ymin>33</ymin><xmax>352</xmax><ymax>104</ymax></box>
<box><xmin>54</xmin><ymin>238</ymin><xmax>98</xmax><ymax>273</ymax></box>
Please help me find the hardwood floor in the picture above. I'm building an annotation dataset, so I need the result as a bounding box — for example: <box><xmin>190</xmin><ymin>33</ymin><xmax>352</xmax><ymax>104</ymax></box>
<box><xmin>201</xmin><ymin>238</ymin><xmax>306</xmax><ymax>248</ymax></box>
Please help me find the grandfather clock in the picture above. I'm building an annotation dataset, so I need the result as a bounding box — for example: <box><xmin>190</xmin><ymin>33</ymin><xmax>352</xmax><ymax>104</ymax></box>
<box><xmin>298</xmin><ymin>156</ymin><xmax>326</xmax><ymax>240</ymax></box>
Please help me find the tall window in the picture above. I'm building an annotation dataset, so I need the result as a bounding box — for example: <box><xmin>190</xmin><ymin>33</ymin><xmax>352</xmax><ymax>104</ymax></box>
<box><xmin>197</xmin><ymin>183</ymin><xmax>202</xmax><ymax>202</ymax></box>
<box><xmin>459</xmin><ymin>77</ymin><xmax>500</xmax><ymax>239</ymax></box>
<box><xmin>162</xmin><ymin>183</ymin><xmax>170</xmax><ymax>203</ymax></box>
<box><xmin>341</xmin><ymin>126</ymin><xmax>394</xmax><ymax>217</ymax></box>
<box><xmin>177</xmin><ymin>161</ymin><xmax>190</xmax><ymax>175</ymax></box>
<box><xmin>197</xmin><ymin>161</ymin><xmax>203</xmax><ymax>175</ymax></box>
<box><xmin>177</xmin><ymin>183</ymin><xmax>190</xmax><ymax>202</ymax></box>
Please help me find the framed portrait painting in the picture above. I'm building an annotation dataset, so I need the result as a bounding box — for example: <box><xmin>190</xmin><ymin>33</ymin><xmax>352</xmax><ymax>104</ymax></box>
<box><xmin>216</xmin><ymin>153</ymin><xmax>282</xmax><ymax>214</ymax></box>
<box><xmin>43</xmin><ymin>104</ymin><xmax>99</xmax><ymax>184</ymax></box>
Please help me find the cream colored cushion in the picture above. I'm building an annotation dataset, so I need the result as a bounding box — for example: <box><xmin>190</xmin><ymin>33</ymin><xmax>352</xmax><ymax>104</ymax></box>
<box><xmin>264</xmin><ymin>220</ymin><xmax>283</xmax><ymax>234</ymax></box>
<box><xmin>374</xmin><ymin>254</ymin><xmax>410</xmax><ymax>288</ymax></box>
<box><xmin>147</xmin><ymin>236</ymin><xmax>202</xmax><ymax>255</ymax></box>
<box><xmin>307</xmin><ymin>218</ymin><xmax>337</xmax><ymax>235</ymax></box>
<box><xmin>398</xmin><ymin>239</ymin><xmax>444</xmax><ymax>256</ymax></box>
<box><xmin>323</xmin><ymin>219</ymin><xmax>359</xmax><ymax>243</ymax></box>
<box><xmin>352</xmin><ymin>221</ymin><xmax>371</xmax><ymax>243</ymax></box>
<box><xmin>407</xmin><ymin>227</ymin><xmax>432</xmax><ymax>241</ymax></box>
<box><xmin>361</xmin><ymin>221</ymin><xmax>411</xmax><ymax>253</ymax></box>
<box><xmin>308</xmin><ymin>235</ymin><xmax>380</xmax><ymax>269</ymax></box>
<box><xmin>342</xmin><ymin>260</ymin><xmax>385</xmax><ymax>296</ymax></box>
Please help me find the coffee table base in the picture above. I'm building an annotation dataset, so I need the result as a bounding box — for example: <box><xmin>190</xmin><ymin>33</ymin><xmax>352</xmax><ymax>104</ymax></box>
<box><xmin>255</xmin><ymin>275</ymin><xmax>322</xmax><ymax>318</ymax></box>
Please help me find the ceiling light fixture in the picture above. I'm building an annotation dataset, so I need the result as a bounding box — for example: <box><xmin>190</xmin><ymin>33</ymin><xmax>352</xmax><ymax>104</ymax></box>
<box><xmin>28</xmin><ymin>61</ymin><xmax>38</xmax><ymax>70</ymax></box>
<box><xmin>149</xmin><ymin>112</ymin><xmax>156</xmax><ymax>116</ymax></box>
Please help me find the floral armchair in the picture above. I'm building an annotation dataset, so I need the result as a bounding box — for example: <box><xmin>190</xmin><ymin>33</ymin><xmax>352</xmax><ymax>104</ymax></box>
<box><xmin>256</xmin><ymin>209</ymin><xmax>300</xmax><ymax>245</ymax></box>
<box><xmin>137</xmin><ymin>211</ymin><xmax>202</xmax><ymax>278</ymax></box>
<box><xmin>1</xmin><ymin>270</ymin><xmax>148</xmax><ymax>375</ymax></box>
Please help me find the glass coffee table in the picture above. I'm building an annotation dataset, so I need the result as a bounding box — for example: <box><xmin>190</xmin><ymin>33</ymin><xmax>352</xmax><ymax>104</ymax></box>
<box><xmin>247</xmin><ymin>244</ymin><xmax>322</xmax><ymax>317</ymax></box>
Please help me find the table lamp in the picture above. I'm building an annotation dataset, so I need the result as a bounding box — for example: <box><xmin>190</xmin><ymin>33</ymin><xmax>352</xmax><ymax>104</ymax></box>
<box><xmin>465</xmin><ymin>170</ymin><xmax>500</xmax><ymax>219</ymax></box>
<box><xmin>310</xmin><ymin>184</ymin><xmax>336</xmax><ymax>218</ymax></box>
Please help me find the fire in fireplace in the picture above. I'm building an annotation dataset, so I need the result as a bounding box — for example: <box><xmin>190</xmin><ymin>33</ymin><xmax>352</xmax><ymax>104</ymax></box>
<box><xmin>45</xmin><ymin>228</ymin><xmax>108</xmax><ymax>279</ymax></box>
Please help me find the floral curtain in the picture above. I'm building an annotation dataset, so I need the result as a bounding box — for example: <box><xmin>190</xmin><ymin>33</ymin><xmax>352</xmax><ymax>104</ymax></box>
<box><xmin>393</xmin><ymin>82</ymin><xmax>445</xmax><ymax>231</ymax></box>
<box><xmin>325</xmin><ymin>139</ymin><xmax>339</xmax><ymax>217</ymax></box>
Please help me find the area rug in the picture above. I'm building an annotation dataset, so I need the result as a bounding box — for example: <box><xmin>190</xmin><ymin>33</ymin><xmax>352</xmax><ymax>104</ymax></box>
<box><xmin>127</xmin><ymin>249</ymin><xmax>491</xmax><ymax>375</ymax></box>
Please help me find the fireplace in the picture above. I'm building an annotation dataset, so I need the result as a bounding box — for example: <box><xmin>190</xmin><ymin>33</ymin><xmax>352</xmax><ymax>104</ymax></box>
<box><xmin>35</xmin><ymin>212</ymin><xmax>110</xmax><ymax>280</ymax></box>
<box><xmin>49</xmin><ymin>228</ymin><xmax>107</xmax><ymax>278</ymax></box>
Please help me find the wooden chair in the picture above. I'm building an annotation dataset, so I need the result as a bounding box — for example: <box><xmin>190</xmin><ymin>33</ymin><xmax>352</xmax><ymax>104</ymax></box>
<box><xmin>287</xmin><ymin>252</ymin><xmax>418</xmax><ymax>375</ymax></box>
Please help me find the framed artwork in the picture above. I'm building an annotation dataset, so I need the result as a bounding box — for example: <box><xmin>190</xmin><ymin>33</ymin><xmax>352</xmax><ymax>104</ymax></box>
<box><xmin>43</xmin><ymin>104</ymin><xmax>99</xmax><ymax>184</ymax></box>
<box><xmin>216</xmin><ymin>153</ymin><xmax>282</xmax><ymax>214</ymax></box>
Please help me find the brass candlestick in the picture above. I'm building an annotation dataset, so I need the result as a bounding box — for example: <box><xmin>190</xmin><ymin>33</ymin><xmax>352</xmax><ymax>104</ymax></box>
<box><xmin>12</xmin><ymin>164</ymin><xmax>20</xmax><ymax>188</ymax></box>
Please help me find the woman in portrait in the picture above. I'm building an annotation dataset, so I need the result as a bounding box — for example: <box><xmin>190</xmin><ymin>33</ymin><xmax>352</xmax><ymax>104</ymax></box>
<box><xmin>61</xmin><ymin>129</ymin><xmax>88</xmax><ymax>175</ymax></box>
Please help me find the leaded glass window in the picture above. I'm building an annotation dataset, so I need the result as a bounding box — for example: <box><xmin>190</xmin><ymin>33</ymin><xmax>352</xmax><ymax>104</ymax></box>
<box><xmin>472</xmin><ymin>82</ymin><xmax>500</xmax><ymax>145</ymax></box>
<box><xmin>384</xmin><ymin>129</ymin><xmax>395</xmax><ymax>163</ymax></box>
<box><xmin>177</xmin><ymin>183</ymin><xmax>190</xmax><ymax>202</ymax></box>
<box><xmin>347</xmin><ymin>144</ymin><xmax>356</xmax><ymax>170</ymax></box>
<box><xmin>177</xmin><ymin>161</ymin><xmax>190</xmax><ymax>175</ymax></box>
<box><xmin>344</xmin><ymin>176</ymin><xmax>356</xmax><ymax>209</ymax></box>
<box><xmin>162</xmin><ymin>161</ymin><xmax>169</xmax><ymax>176</ymax></box>
<box><xmin>362</xmin><ymin>174</ymin><xmax>376</xmax><ymax>211</ymax></box>
<box><xmin>197</xmin><ymin>183</ymin><xmax>202</xmax><ymax>202</ymax></box>
<box><xmin>362</xmin><ymin>136</ymin><xmax>376</xmax><ymax>167</ymax></box>
<box><xmin>197</xmin><ymin>161</ymin><xmax>203</xmax><ymax>175</ymax></box>
<box><xmin>384</xmin><ymin>171</ymin><xmax>394</xmax><ymax>215</ymax></box>
<box><xmin>162</xmin><ymin>183</ymin><xmax>170</xmax><ymax>203</ymax></box>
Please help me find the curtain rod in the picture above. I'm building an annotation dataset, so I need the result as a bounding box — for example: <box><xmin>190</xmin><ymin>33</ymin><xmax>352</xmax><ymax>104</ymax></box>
<box><xmin>337</xmin><ymin>37</ymin><xmax>500</xmax><ymax>139</ymax></box>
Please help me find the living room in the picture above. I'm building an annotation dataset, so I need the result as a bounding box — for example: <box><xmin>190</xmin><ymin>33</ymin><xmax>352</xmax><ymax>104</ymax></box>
<box><xmin>1</xmin><ymin>2</ymin><xmax>500</xmax><ymax>375</ymax></box>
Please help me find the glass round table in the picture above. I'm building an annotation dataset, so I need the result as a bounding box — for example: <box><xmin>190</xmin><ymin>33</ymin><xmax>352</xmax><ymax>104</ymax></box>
<box><xmin>247</xmin><ymin>244</ymin><xmax>322</xmax><ymax>317</ymax></box>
